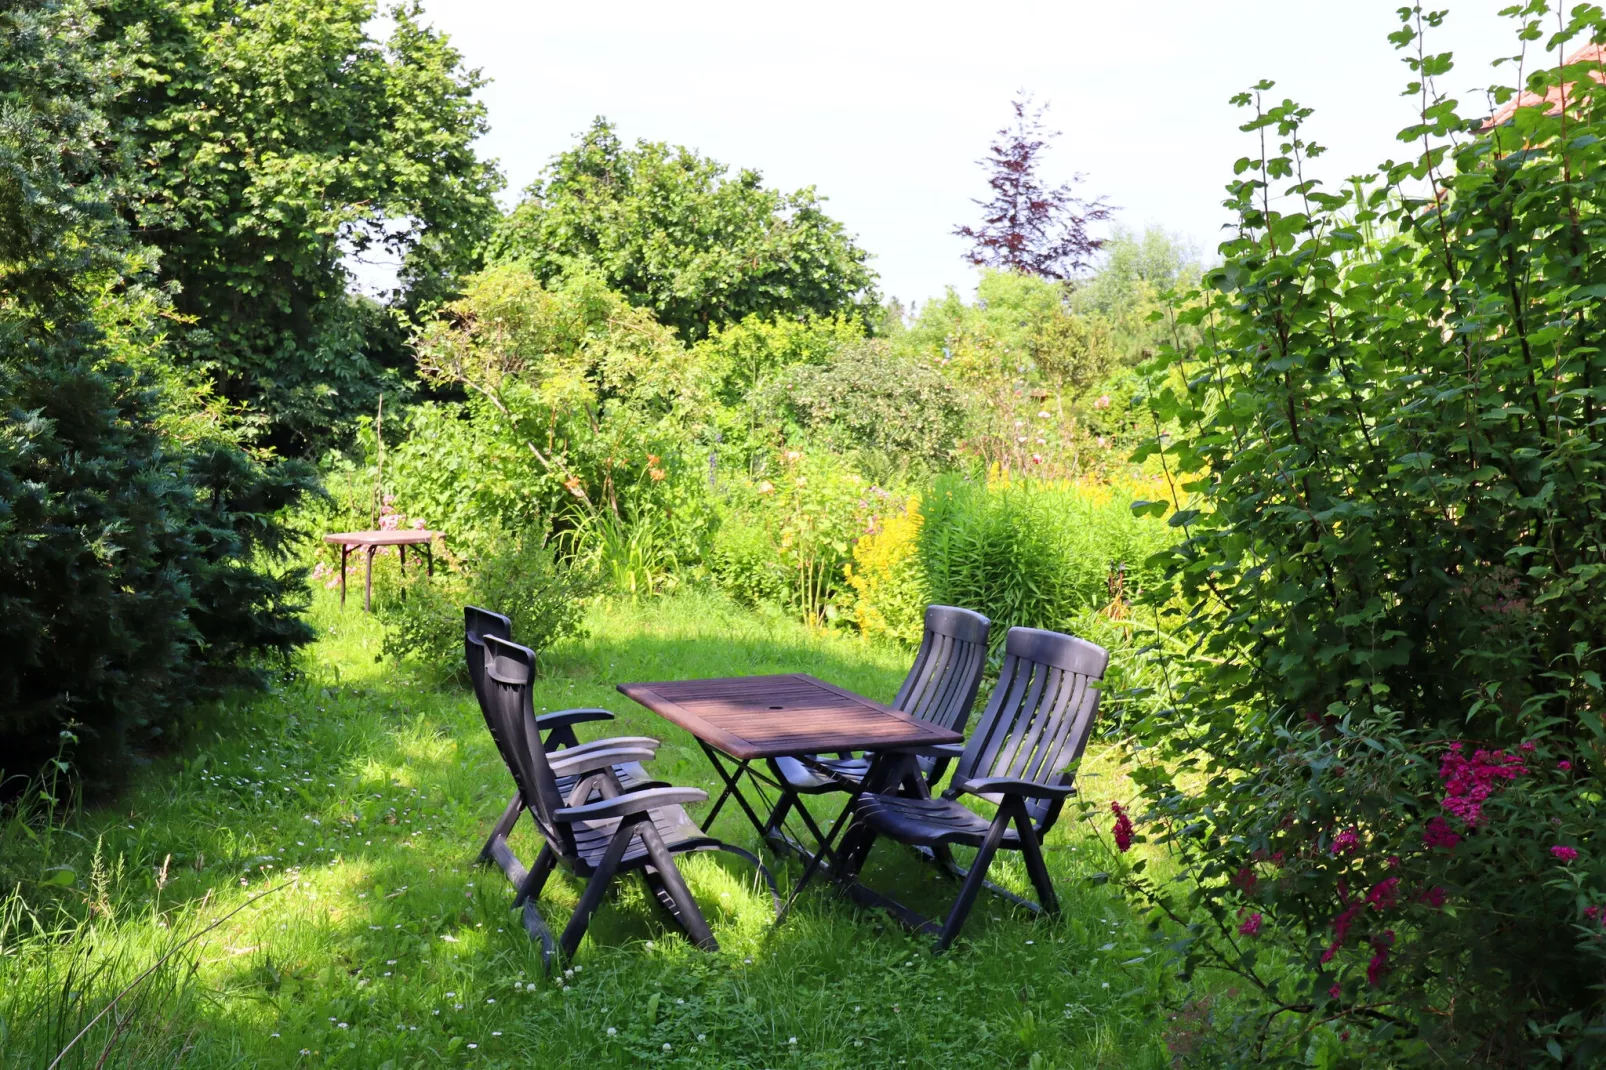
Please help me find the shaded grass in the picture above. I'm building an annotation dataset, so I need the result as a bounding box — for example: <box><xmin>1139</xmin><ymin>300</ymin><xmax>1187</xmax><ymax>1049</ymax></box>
<box><xmin>1</xmin><ymin>587</ymin><xmax>1169</xmax><ymax>1069</ymax></box>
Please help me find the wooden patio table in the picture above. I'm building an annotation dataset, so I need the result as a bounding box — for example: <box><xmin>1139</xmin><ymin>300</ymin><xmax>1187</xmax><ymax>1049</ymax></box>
<box><xmin>322</xmin><ymin>529</ymin><xmax>441</xmax><ymax>612</ymax></box>
<box><xmin>617</xmin><ymin>673</ymin><xmax>963</xmax><ymax>914</ymax></box>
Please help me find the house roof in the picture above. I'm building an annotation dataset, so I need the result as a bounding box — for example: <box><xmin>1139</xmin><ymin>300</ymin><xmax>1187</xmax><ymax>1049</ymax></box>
<box><xmin>1485</xmin><ymin>43</ymin><xmax>1606</xmax><ymax>127</ymax></box>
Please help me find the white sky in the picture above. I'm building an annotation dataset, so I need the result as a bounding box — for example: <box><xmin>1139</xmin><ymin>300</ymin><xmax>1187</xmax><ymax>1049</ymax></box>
<box><xmin>410</xmin><ymin>0</ymin><xmax>1536</xmax><ymax>307</ymax></box>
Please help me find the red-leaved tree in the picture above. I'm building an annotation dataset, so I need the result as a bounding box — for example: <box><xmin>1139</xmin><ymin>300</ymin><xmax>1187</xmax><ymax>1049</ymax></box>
<box><xmin>955</xmin><ymin>93</ymin><xmax>1112</xmax><ymax>279</ymax></box>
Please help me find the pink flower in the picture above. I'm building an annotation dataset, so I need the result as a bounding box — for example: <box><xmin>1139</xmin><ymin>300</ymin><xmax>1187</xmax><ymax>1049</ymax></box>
<box><xmin>1238</xmin><ymin>912</ymin><xmax>1263</xmax><ymax>937</ymax></box>
<box><xmin>1520</xmin><ymin>740</ymin><xmax>1536</xmax><ymax>752</ymax></box>
<box><xmin>1366</xmin><ymin>877</ymin><xmax>1400</xmax><ymax>912</ymax></box>
<box><xmin>1328</xmin><ymin>983</ymin><xmax>1342</xmax><ymax>999</ymax></box>
<box><xmin>1438</xmin><ymin>744</ymin><xmax>1526</xmax><ymax>826</ymax></box>
<box><xmin>1386</xmin><ymin>855</ymin><xmax>1400</xmax><ymax>869</ymax></box>
<box><xmin>1111</xmin><ymin>801</ymin><xmax>1134</xmax><ymax>853</ymax></box>
<box><xmin>1422</xmin><ymin>817</ymin><xmax>1461</xmax><ymax>850</ymax></box>
<box><xmin>1585</xmin><ymin>905</ymin><xmax>1603</xmax><ymax>925</ymax></box>
<box><xmin>1323</xmin><ymin>901</ymin><xmax>1363</xmax><ymax>962</ymax></box>
<box><xmin>1418</xmin><ymin>886</ymin><xmax>1447</xmax><ymax>909</ymax></box>
<box><xmin>1552</xmin><ymin>845</ymin><xmax>1580</xmax><ymax>863</ymax></box>
<box><xmin>1233</xmin><ymin>866</ymin><xmax>1258</xmax><ymax>894</ymax></box>
<box><xmin>1559</xmin><ymin>760</ymin><xmax>1573</xmax><ymax>771</ymax></box>
<box><xmin>1330</xmin><ymin>828</ymin><xmax>1360</xmax><ymax>856</ymax></box>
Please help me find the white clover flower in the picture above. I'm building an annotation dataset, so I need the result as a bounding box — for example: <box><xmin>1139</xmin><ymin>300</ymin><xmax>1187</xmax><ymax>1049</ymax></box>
<box><xmin>663</xmin><ymin>1043</ymin><xmax>672</xmax><ymax>1052</ymax></box>
<box><xmin>607</xmin><ymin>1027</ymin><xmax>617</xmax><ymax>1037</ymax></box>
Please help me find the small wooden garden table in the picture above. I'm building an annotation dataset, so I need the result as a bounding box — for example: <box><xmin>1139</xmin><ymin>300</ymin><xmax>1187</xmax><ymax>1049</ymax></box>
<box><xmin>617</xmin><ymin>673</ymin><xmax>962</xmax><ymax>912</ymax></box>
<box><xmin>322</xmin><ymin>529</ymin><xmax>440</xmax><ymax>612</ymax></box>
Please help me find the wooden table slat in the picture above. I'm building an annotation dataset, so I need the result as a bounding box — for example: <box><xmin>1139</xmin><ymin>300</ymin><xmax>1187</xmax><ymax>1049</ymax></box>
<box><xmin>617</xmin><ymin>673</ymin><xmax>962</xmax><ymax>760</ymax></box>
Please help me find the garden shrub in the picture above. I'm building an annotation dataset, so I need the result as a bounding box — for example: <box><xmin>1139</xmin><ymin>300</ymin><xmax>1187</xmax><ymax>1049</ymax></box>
<box><xmin>379</xmin><ymin>525</ymin><xmax>592</xmax><ymax>680</ymax></box>
<box><xmin>1123</xmin><ymin>11</ymin><xmax>1606</xmax><ymax>1065</ymax></box>
<box><xmin>917</xmin><ymin>474</ymin><xmax>1168</xmax><ymax>641</ymax></box>
<box><xmin>760</xmin><ymin>341</ymin><xmax>965</xmax><ymax>469</ymax></box>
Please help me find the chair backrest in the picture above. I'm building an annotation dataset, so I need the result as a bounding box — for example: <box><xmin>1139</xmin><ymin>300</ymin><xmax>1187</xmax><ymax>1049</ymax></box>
<box><xmin>954</xmin><ymin>626</ymin><xmax>1109</xmax><ymax>829</ymax></box>
<box><xmin>481</xmin><ymin>634</ymin><xmax>573</xmax><ymax>857</ymax></box>
<box><xmin>893</xmin><ymin>605</ymin><xmax>990</xmax><ymax>774</ymax></box>
<box><xmin>464</xmin><ymin>604</ymin><xmax>513</xmax><ymax>705</ymax></box>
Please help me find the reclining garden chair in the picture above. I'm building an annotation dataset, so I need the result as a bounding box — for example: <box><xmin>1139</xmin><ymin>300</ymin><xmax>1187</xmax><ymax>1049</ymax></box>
<box><xmin>761</xmin><ymin>605</ymin><xmax>990</xmax><ymax>858</ymax></box>
<box><xmin>479</xmin><ymin>633</ymin><xmax>777</xmax><ymax>963</ymax></box>
<box><xmin>837</xmin><ymin>626</ymin><xmax>1108</xmax><ymax>951</ymax></box>
<box><xmin>466</xmin><ymin>605</ymin><xmax>662</xmax><ymax>869</ymax></box>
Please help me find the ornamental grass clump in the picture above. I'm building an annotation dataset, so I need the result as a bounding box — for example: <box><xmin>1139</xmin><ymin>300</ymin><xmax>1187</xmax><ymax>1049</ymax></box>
<box><xmin>1121</xmin><ymin>6</ymin><xmax>1606</xmax><ymax>1065</ymax></box>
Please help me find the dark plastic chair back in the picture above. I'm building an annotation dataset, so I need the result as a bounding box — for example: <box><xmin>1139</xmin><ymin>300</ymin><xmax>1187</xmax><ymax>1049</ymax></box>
<box><xmin>464</xmin><ymin>605</ymin><xmax>513</xmax><ymax>704</ymax></box>
<box><xmin>482</xmin><ymin>634</ymin><xmax>572</xmax><ymax>856</ymax></box>
<box><xmin>895</xmin><ymin>604</ymin><xmax>989</xmax><ymax>720</ymax></box>
<box><xmin>955</xmin><ymin>627</ymin><xmax>1109</xmax><ymax>830</ymax></box>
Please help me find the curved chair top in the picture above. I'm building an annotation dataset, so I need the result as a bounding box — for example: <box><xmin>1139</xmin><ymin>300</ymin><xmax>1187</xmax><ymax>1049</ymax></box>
<box><xmin>923</xmin><ymin>604</ymin><xmax>991</xmax><ymax>646</ymax></box>
<box><xmin>955</xmin><ymin>626</ymin><xmax>1110</xmax><ymax>829</ymax></box>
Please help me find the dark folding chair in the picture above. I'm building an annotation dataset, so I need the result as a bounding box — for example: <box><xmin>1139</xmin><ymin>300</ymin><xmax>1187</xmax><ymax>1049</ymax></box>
<box><xmin>761</xmin><ymin>605</ymin><xmax>990</xmax><ymax>854</ymax></box>
<box><xmin>466</xmin><ymin>606</ymin><xmax>663</xmax><ymax>867</ymax></box>
<box><xmin>477</xmin><ymin>634</ymin><xmax>777</xmax><ymax>963</ymax></box>
<box><xmin>838</xmin><ymin>626</ymin><xmax>1108</xmax><ymax>951</ymax></box>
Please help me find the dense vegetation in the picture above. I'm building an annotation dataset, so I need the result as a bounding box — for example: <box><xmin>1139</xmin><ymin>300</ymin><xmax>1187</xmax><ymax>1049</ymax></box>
<box><xmin>9</xmin><ymin>0</ymin><xmax>1606</xmax><ymax>1067</ymax></box>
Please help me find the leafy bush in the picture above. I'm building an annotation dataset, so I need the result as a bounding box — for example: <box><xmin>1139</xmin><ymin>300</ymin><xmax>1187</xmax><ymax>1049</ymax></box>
<box><xmin>918</xmin><ymin>474</ymin><xmax>1168</xmax><ymax>642</ymax></box>
<box><xmin>761</xmin><ymin>341</ymin><xmax>965</xmax><ymax>469</ymax></box>
<box><xmin>379</xmin><ymin>527</ymin><xmax>592</xmax><ymax>680</ymax></box>
<box><xmin>1124</xmin><ymin>12</ymin><xmax>1606</xmax><ymax>1064</ymax></box>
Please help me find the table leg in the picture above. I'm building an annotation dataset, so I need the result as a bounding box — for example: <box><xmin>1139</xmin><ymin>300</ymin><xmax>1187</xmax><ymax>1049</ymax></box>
<box><xmin>339</xmin><ymin>545</ymin><xmax>348</xmax><ymax>608</ymax></box>
<box><xmin>400</xmin><ymin>543</ymin><xmax>406</xmax><ymax>577</ymax></box>
<box><xmin>364</xmin><ymin>545</ymin><xmax>375</xmax><ymax>613</ymax></box>
<box><xmin>426</xmin><ymin>541</ymin><xmax>434</xmax><ymax>577</ymax></box>
<box><xmin>698</xmin><ymin>743</ymin><xmax>770</xmax><ymax>838</ymax></box>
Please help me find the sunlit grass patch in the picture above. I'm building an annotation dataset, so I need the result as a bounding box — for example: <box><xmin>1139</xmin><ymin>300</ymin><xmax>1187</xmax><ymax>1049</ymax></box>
<box><xmin>1</xmin><ymin>587</ymin><xmax>1171</xmax><ymax>1069</ymax></box>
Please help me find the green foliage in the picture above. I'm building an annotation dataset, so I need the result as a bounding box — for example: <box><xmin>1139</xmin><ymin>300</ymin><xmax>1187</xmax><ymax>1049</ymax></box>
<box><xmin>1</xmin><ymin>0</ymin><xmax>313</xmax><ymax>792</ymax></box>
<box><xmin>761</xmin><ymin>341</ymin><xmax>965</xmax><ymax>469</ymax></box>
<box><xmin>918</xmin><ymin>475</ymin><xmax>1167</xmax><ymax>642</ymax></box>
<box><xmin>99</xmin><ymin>0</ymin><xmax>502</xmax><ymax>453</ymax></box>
<box><xmin>1126</xmin><ymin>9</ymin><xmax>1606</xmax><ymax>1063</ymax></box>
<box><xmin>379</xmin><ymin>526</ymin><xmax>591</xmax><ymax>679</ymax></box>
<box><xmin>488</xmin><ymin>118</ymin><xmax>878</xmax><ymax>341</ymax></box>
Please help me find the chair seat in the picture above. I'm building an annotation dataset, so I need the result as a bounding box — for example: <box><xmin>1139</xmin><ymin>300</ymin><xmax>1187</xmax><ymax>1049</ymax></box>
<box><xmin>563</xmin><ymin>802</ymin><xmax>720</xmax><ymax>875</ymax></box>
<box><xmin>854</xmin><ymin>793</ymin><xmax>1021</xmax><ymax>849</ymax></box>
<box><xmin>771</xmin><ymin>754</ymin><xmax>871</xmax><ymax>794</ymax></box>
<box><xmin>554</xmin><ymin>761</ymin><xmax>651</xmax><ymax>801</ymax></box>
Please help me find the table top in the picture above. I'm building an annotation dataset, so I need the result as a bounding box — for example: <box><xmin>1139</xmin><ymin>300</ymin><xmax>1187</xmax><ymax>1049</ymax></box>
<box><xmin>617</xmin><ymin>673</ymin><xmax>962</xmax><ymax>761</ymax></box>
<box><xmin>323</xmin><ymin>529</ymin><xmax>440</xmax><ymax>547</ymax></box>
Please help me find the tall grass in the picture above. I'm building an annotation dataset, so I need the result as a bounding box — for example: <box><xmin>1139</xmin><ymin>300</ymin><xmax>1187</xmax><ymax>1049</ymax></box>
<box><xmin>919</xmin><ymin>473</ymin><xmax>1171</xmax><ymax>639</ymax></box>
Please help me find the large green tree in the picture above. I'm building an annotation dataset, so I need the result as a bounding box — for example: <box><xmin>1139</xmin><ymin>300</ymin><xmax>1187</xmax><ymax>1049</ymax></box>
<box><xmin>98</xmin><ymin>0</ymin><xmax>503</xmax><ymax>453</ymax></box>
<box><xmin>488</xmin><ymin>118</ymin><xmax>878</xmax><ymax>341</ymax></box>
<box><xmin>2</xmin><ymin>0</ymin><xmax>314</xmax><ymax>792</ymax></box>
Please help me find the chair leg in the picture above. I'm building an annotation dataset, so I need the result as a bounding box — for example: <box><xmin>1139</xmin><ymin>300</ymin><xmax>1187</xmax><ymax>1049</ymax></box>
<box><xmin>478</xmin><ymin>793</ymin><xmax>522</xmax><ymax>864</ymax></box>
<box><xmin>559</xmin><ymin>820</ymin><xmax>638</xmax><ymax>959</ymax></box>
<box><xmin>1012</xmin><ymin>803</ymin><xmax>1058</xmax><ymax>917</ymax></box>
<box><xmin>512</xmin><ymin>843</ymin><xmax>556</xmax><ymax>908</ymax></box>
<box><xmin>638</xmin><ymin>822</ymin><xmax>717</xmax><ymax>951</ymax></box>
<box><xmin>935</xmin><ymin>809</ymin><xmax>1012</xmax><ymax>952</ymax></box>
<box><xmin>835</xmin><ymin>818</ymin><xmax>878</xmax><ymax>884</ymax></box>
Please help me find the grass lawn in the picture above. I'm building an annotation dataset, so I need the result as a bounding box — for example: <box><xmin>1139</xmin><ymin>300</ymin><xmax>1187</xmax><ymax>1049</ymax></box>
<box><xmin>2</xmin><ymin>588</ymin><xmax>1170</xmax><ymax>1069</ymax></box>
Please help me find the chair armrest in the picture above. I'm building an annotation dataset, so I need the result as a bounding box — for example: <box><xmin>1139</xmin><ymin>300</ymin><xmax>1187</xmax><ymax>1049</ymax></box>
<box><xmin>554</xmin><ymin>786</ymin><xmax>709</xmax><ymax>822</ymax></box>
<box><xmin>536</xmin><ymin>708</ymin><xmax>615</xmax><ymax>732</ymax></box>
<box><xmin>952</xmin><ymin>776</ymin><xmax>1075</xmax><ymax>801</ymax></box>
<box><xmin>548</xmin><ymin>736</ymin><xmax>661</xmax><ymax>758</ymax></box>
<box><xmin>547</xmin><ymin>746</ymin><xmax>658</xmax><ymax>777</ymax></box>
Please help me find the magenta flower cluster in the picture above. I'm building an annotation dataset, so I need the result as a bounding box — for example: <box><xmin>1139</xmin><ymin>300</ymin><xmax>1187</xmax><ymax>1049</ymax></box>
<box><xmin>1111</xmin><ymin>801</ymin><xmax>1133</xmax><ymax>853</ymax></box>
<box><xmin>1439</xmin><ymin>743</ymin><xmax>1526</xmax><ymax>826</ymax></box>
